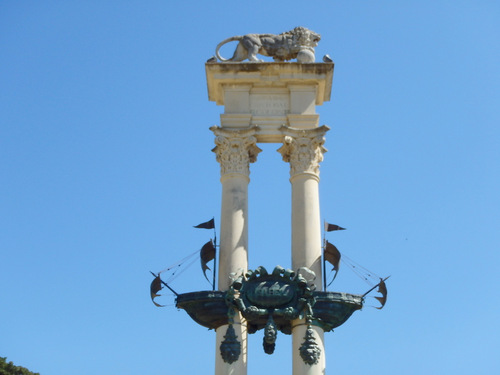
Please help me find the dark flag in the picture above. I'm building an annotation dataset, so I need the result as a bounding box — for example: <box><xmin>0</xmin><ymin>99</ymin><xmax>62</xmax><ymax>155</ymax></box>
<box><xmin>194</xmin><ymin>218</ymin><xmax>215</xmax><ymax>229</ymax></box>
<box><xmin>150</xmin><ymin>275</ymin><xmax>165</xmax><ymax>307</ymax></box>
<box><xmin>324</xmin><ymin>241</ymin><xmax>341</xmax><ymax>285</ymax></box>
<box><xmin>324</xmin><ymin>222</ymin><xmax>346</xmax><ymax>232</ymax></box>
<box><xmin>374</xmin><ymin>278</ymin><xmax>388</xmax><ymax>309</ymax></box>
<box><xmin>200</xmin><ymin>239</ymin><xmax>216</xmax><ymax>282</ymax></box>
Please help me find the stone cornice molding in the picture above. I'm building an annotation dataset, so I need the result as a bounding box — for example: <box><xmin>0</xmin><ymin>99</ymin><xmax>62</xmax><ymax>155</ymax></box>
<box><xmin>277</xmin><ymin>125</ymin><xmax>330</xmax><ymax>180</ymax></box>
<box><xmin>210</xmin><ymin>126</ymin><xmax>262</xmax><ymax>178</ymax></box>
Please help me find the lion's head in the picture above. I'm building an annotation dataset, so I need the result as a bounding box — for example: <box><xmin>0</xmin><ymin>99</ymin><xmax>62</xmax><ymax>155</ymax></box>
<box><xmin>287</xmin><ymin>27</ymin><xmax>321</xmax><ymax>52</ymax></box>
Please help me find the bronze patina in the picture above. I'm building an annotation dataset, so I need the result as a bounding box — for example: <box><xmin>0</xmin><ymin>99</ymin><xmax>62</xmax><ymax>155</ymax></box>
<box><xmin>176</xmin><ymin>265</ymin><xmax>363</xmax><ymax>364</ymax></box>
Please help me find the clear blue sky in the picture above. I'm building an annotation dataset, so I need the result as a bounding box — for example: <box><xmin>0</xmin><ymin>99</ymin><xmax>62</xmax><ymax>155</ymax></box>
<box><xmin>1</xmin><ymin>1</ymin><xmax>499</xmax><ymax>374</ymax></box>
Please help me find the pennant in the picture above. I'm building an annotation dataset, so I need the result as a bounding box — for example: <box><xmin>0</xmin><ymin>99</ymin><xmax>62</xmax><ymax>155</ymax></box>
<box><xmin>200</xmin><ymin>239</ymin><xmax>216</xmax><ymax>282</ymax></box>
<box><xmin>374</xmin><ymin>278</ymin><xmax>388</xmax><ymax>309</ymax></box>
<box><xmin>194</xmin><ymin>218</ymin><xmax>215</xmax><ymax>229</ymax></box>
<box><xmin>324</xmin><ymin>222</ymin><xmax>346</xmax><ymax>232</ymax></box>
<box><xmin>324</xmin><ymin>241</ymin><xmax>341</xmax><ymax>286</ymax></box>
<box><xmin>150</xmin><ymin>275</ymin><xmax>165</xmax><ymax>307</ymax></box>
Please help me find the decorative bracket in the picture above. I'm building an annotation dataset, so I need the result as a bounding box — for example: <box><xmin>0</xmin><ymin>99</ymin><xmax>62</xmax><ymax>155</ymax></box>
<box><xmin>224</xmin><ymin>265</ymin><xmax>317</xmax><ymax>362</ymax></box>
<box><xmin>176</xmin><ymin>266</ymin><xmax>364</xmax><ymax>365</ymax></box>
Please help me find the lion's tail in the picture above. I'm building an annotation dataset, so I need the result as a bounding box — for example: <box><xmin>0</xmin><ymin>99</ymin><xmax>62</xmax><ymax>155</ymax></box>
<box><xmin>215</xmin><ymin>36</ymin><xmax>243</xmax><ymax>62</ymax></box>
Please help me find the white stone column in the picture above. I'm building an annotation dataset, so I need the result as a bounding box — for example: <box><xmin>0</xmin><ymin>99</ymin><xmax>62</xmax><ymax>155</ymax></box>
<box><xmin>211</xmin><ymin>125</ymin><xmax>261</xmax><ymax>375</ymax></box>
<box><xmin>278</xmin><ymin>125</ymin><xmax>329</xmax><ymax>375</ymax></box>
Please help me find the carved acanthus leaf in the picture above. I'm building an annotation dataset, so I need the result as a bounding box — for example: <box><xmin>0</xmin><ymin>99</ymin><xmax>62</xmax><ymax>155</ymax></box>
<box><xmin>211</xmin><ymin>126</ymin><xmax>262</xmax><ymax>177</ymax></box>
<box><xmin>277</xmin><ymin>126</ymin><xmax>329</xmax><ymax>179</ymax></box>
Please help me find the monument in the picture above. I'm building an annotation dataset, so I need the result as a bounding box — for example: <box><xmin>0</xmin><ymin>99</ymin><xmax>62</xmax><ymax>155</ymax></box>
<box><xmin>151</xmin><ymin>27</ymin><xmax>387</xmax><ymax>375</ymax></box>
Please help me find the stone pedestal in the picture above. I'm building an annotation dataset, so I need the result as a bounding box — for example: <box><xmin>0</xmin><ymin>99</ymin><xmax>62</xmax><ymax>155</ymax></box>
<box><xmin>206</xmin><ymin>62</ymin><xmax>333</xmax><ymax>139</ymax></box>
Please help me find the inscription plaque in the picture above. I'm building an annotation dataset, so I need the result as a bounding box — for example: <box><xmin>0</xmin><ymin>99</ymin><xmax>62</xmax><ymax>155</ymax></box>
<box><xmin>250</xmin><ymin>94</ymin><xmax>289</xmax><ymax>116</ymax></box>
<box><xmin>246</xmin><ymin>281</ymin><xmax>294</xmax><ymax>307</ymax></box>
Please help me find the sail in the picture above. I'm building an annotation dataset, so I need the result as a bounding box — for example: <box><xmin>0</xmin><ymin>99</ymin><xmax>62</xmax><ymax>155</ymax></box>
<box><xmin>374</xmin><ymin>278</ymin><xmax>388</xmax><ymax>309</ymax></box>
<box><xmin>324</xmin><ymin>240</ymin><xmax>341</xmax><ymax>285</ymax></box>
<box><xmin>150</xmin><ymin>275</ymin><xmax>165</xmax><ymax>307</ymax></box>
<box><xmin>200</xmin><ymin>239</ymin><xmax>216</xmax><ymax>282</ymax></box>
<box><xmin>324</xmin><ymin>241</ymin><xmax>341</xmax><ymax>271</ymax></box>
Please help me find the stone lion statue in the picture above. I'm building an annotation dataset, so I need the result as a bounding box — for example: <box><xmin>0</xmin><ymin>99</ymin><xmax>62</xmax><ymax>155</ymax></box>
<box><xmin>215</xmin><ymin>27</ymin><xmax>321</xmax><ymax>63</ymax></box>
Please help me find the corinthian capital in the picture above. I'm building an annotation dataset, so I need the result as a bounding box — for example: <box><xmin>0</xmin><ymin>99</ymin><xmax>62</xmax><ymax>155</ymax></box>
<box><xmin>277</xmin><ymin>125</ymin><xmax>329</xmax><ymax>179</ymax></box>
<box><xmin>210</xmin><ymin>126</ymin><xmax>262</xmax><ymax>177</ymax></box>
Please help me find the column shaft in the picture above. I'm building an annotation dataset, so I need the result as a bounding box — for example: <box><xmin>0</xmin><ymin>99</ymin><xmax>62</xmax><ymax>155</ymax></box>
<box><xmin>211</xmin><ymin>126</ymin><xmax>261</xmax><ymax>375</ymax></box>
<box><xmin>278</xmin><ymin>125</ymin><xmax>329</xmax><ymax>375</ymax></box>
<box><xmin>218</xmin><ymin>176</ymin><xmax>249</xmax><ymax>290</ymax></box>
<box><xmin>291</xmin><ymin>174</ymin><xmax>323</xmax><ymax>285</ymax></box>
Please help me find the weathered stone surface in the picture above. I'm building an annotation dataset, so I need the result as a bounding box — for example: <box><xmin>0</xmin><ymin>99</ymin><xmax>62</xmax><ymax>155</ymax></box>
<box><xmin>210</xmin><ymin>126</ymin><xmax>261</xmax><ymax>177</ymax></box>
<box><xmin>215</xmin><ymin>27</ymin><xmax>320</xmax><ymax>63</ymax></box>
<box><xmin>278</xmin><ymin>125</ymin><xmax>329</xmax><ymax>180</ymax></box>
<box><xmin>206</xmin><ymin>63</ymin><xmax>333</xmax><ymax>143</ymax></box>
